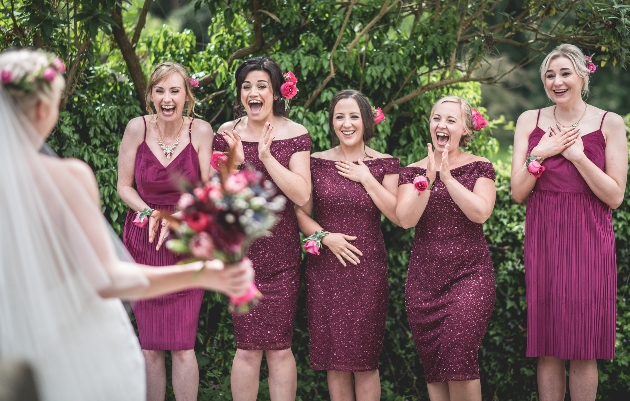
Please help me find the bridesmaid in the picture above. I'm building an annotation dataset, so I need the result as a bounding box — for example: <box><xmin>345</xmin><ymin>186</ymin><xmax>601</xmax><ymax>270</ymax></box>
<box><xmin>511</xmin><ymin>44</ymin><xmax>627</xmax><ymax>401</ymax></box>
<box><xmin>296</xmin><ymin>90</ymin><xmax>399</xmax><ymax>401</ymax></box>
<box><xmin>212</xmin><ymin>57</ymin><xmax>311</xmax><ymax>401</ymax></box>
<box><xmin>396</xmin><ymin>96</ymin><xmax>496</xmax><ymax>401</ymax></box>
<box><xmin>118</xmin><ymin>62</ymin><xmax>212</xmax><ymax>401</ymax></box>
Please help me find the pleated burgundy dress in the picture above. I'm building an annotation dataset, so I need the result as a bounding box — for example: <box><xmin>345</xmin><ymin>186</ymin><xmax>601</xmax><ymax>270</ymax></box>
<box><xmin>213</xmin><ymin>132</ymin><xmax>312</xmax><ymax>350</ymax></box>
<box><xmin>525</xmin><ymin>110</ymin><xmax>616</xmax><ymax>360</ymax></box>
<box><xmin>399</xmin><ymin>161</ymin><xmax>496</xmax><ymax>383</ymax></box>
<box><xmin>305</xmin><ymin>157</ymin><xmax>400</xmax><ymax>371</ymax></box>
<box><xmin>123</xmin><ymin>116</ymin><xmax>205</xmax><ymax>350</ymax></box>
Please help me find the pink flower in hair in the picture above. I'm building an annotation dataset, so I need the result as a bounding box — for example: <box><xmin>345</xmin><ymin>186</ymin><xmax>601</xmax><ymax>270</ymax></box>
<box><xmin>280</xmin><ymin>82</ymin><xmax>298</xmax><ymax>99</ymax></box>
<box><xmin>585</xmin><ymin>55</ymin><xmax>597</xmax><ymax>74</ymax></box>
<box><xmin>42</xmin><ymin>67</ymin><xmax>56</xmax><ymax>82</ymax></box>
<box><xmin>0</xmin><ymin>69</ymin><xmax>11</xmax><ymax>84</ymax></box>
<box><xmin>471</xmin><ymin>108</ymin><xmax>488</xmax><ymax>130</ymax></box>
<box><xmin>51</xmin><ymin>57</ymin><xmax>66</xmax><ymax>73</ymax></box>
<box><xmin>189</xmin><ymin>77</ymin><xmax>199</xmax><ymax>88</ymax></box>
<box><xmin>373</xmin><ymin>107</ymin><xmax>386</xmax><ymax>124</ymax></box>
<box><xmin>283</xmin><ymin>71</ymin><xmax>298</xmax><ymax>85</ymax></box>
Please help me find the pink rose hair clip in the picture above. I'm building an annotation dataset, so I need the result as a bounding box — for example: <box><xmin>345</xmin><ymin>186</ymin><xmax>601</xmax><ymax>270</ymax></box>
<box><xmin>585</xmin><ymin>56</ymin><xmax>597</xmax><ymax>74</ymax></box>
<box><xmin>280</xmin><ymin>71</ymin><xmax>298</xmax><ymax>110</ymax></box>
<box><xmin>471</xmin><ymin>109</ymin><xmax>488</xmax><ymax>131</ymax></box>
<box><xmin>372</xmin><ymin>107</ymin><xmax>386</xmax><ymax>124</ymax></box>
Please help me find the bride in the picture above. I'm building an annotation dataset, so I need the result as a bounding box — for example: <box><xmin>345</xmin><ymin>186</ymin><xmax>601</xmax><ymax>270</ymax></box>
<box><xmin>0</xmin><ymin>49</ymin><xmax>253</xmax><ymax>401</ymax></box>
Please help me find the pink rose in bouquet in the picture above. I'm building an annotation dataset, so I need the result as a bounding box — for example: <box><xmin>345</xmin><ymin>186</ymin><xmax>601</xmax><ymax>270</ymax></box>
<box><xmin>280</xmin><ymin>82</ymin><xmax>298</xmax><ymax>99</ymax></box>
<box><xmin>166</xmin><ymin>156</ymin><xmax>287</xmax><ymax>314</ymax></box>
<box><xmin>527</xmin><ymin>160</ymin><xmax>545</xmax><ymax>178</ymax></box>
<box><xmin>303</xmin><ymin>240</ymin><xmax>320</xmax><ymax>255</ymax></box>
<box><xmin>471</xmin><ymin>109</ymin><xmax>488</xmax><ymax>130</ymax></box>
<box><xmin>413</xmin><ymin>175</ymin><xmax>429</xmax><ymax>193</ymax></box>
<box><xmin>283</xmin><ymin>71</ymin><xmax>298</xmax><ymax>85</ymax></box>
<box><xmin>42</xmin><ymin>67</ymin><xmax>56</xmax><ymax>82</ymax></box>
<box><xmin>373</xmin><ymin>107</ymin><xmax>386</xmax><ymax>124</ymax></box>
<box><xmin>211</xmin><ymin>152</ymin><xmax>228</xmax><ymax>170</ymax></box>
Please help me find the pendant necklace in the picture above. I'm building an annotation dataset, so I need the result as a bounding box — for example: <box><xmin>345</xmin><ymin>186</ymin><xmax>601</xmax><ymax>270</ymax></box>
<box><xmin>157</xmin><ymin>118</ymin><xmax>184</xmax><ymax>159</ymax></box>
<box><xmin>554</xmin><ymin>102</ymin><xmax>588</xmax><ymax>128</ymax></box>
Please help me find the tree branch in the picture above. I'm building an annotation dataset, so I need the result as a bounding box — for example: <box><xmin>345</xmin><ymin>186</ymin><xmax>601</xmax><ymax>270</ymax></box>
<box><xmin>131</xmin><ymin>0</ymin><xmax>152</xmax><ymax>47</ymax></box>
<box><xmin>110</xmin><ymin>4</ymin><xmax>146</xmax><ymax>110</ymax></box>
<box><xmin>303</xmin><ymin>0</ymin><xmax>358</xmax><ymax>109</ymax></box>
<box><xmin>346</xmin><ymin>0</ymin><xmax>400</xmax><ymax>54</ymax></box>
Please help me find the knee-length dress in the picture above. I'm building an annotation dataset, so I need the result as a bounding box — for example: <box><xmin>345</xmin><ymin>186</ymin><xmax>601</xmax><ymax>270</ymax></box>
<box><xmin>305</xmin><ymin>157</ymin><xmax>400</xmax><ymax>371</ymax></box>
<box><xmin>399</xmin><ymin>161</ymin><xmax>496</xmax><ymax>383</ymax></box>
<box><xmin>525</xmin><ymin>110</ymin><xmax>616</xmax><ymax>360</ymax></box>
<box><xmin>213</xmin><ymin>132</ymin><xmax>312</xmax><ymax>350</ymax></box>
<box><xmin>123</xmin><ymin>116</ymin><xmax>205</xmax><ymax>350</ymax></box>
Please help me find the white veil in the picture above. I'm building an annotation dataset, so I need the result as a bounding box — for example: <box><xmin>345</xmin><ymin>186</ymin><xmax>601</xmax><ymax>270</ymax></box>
<box><xmin>0</xmin><ymin>87</ymin><xmax>149</xmax><ymax>400</ymax></box>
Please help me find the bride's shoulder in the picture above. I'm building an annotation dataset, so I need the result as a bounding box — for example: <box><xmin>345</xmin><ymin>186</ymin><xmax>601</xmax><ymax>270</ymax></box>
<box><xmin>58</xmin><ymin>158</ymin><xmax>100</xmax><ymax>203</ymax></box>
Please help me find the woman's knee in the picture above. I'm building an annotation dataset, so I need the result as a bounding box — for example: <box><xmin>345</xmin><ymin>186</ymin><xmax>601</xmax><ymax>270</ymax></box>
<box><xmin>264</xmin><ymin>348</ymin><xmax>294</xmax><ymax>364</ymax></box>
<box><xmin>235</xmin><ymin>349</ymin><xmax>264</xmax><ymax>365</ymax></box>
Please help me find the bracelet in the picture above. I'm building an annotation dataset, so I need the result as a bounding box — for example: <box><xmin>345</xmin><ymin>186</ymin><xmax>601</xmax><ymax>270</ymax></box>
<box><xmin>302</xmin><ymin>230</ymin><xmax>330</xmax><ymax>255</ymax></box>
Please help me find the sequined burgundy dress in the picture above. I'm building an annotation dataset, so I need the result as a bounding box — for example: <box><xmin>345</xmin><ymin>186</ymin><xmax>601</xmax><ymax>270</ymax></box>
<box><xmin>398</xmin><ymin>161</ymin><xmax>496</xmax><ymax>382</ymax></box>
<box><xmin>123</xmin><ymin>116</ymin><xmax>205</xmax><ymax>350</ymax></box>
<box><xmin>305</xmin><ymin>157</ymin><xmax>400</xmax><ymax>371</ymax></box>
<box><xmin>525</xmin><ymin>110</ymin><xmax>616</xmax><ymax>359</ymax></box>
<box><xmin>213</xmin><ymin>132</ymin><xmax>312</xmax><ymax>349</ymax></box>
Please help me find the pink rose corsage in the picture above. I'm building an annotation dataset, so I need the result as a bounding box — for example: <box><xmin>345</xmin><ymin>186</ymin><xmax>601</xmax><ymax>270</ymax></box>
<box><xmin>133</xmin><ymin>208</ymin><xmax>154</xmax><ymax>228</ymax></box>
<box><xmin>302</xmin><ymin>230</ymin><xmax>330</xmax><ymax>255</ymax></box>
<box><xmin>525</xmin><ymin>156</ymin><xmax>545</xmax><ymax>178</ymax></box>
<box><xmin>471</xmin><ymin>108</ymin><xmax>488</xmax><ymax>130</ymax></box>
<box><xmin>211</xmin><ymin>152</ymin><xmax>228</xmax><ymax>170</ymax></box>
<box><xmin>413</xmin><ymin>175</ymin><xmax>433</xmax><ymax>193</ymax></box>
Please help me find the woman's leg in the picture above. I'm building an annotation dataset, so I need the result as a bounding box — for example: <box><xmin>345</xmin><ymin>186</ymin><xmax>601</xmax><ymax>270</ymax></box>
<box><xmin>171</xmin><ymin>349</ymin><xmax>199</xmax><ymax>401</ymax></box>
<box><xmin>537</xmin><ymin>356</ymin><xmax>566</xmax><ymax>401</ymax></box>
<box><xmin>568</xmin><ymin>359</ymin><xmax>597</xmax><ymax>401</ymax></box>
<box><xmin>327</xmin><ymin>370</ymin><xmax>354</xmax><ymax>401</ymax></box>
<box><xmin>354</xmin><ymin>370</ymin><xmax>381</xmax><ymax>401</ymax></box>
<box><xmin>447</xmin><ymin>379</ymin><xmax>481</xmax><ymax>401</ymax></box>
<box><xmin>231</xmin><ymin>349</ymin><xmax>264</xmax><ymax>401</ymax></box>
<box><xmin>143</xmin><ymin>350</ymin><xmax>166</xmax><ymax>401</ymax></box>
<box><xmin>265</xmin><ymin>349</ymin><xmax>297</xmax><ymax>401</ymax></box>
<box><xmin>426</xmin><ymin>382</ymin><xmax>450</xmax><ymax>401</ymax></box>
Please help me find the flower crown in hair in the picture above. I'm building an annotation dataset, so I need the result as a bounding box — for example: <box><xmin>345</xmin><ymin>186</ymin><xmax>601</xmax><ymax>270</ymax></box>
<box><xmin>280</xmin><ymin>71</ymin><xmax>298</xmax><ymax>110</ymax></box>
<box><xmin>1</xmin><ymin>56</ymin><xmax>65</xmax><ymax>92</ymax></box>
<box><xmin>471</xmin><ymin>108</ymin><xmax>488</xmax><ymax>131</ymax></box>
<box><xmin>585</xmin><ymin>55</ymin><xmax>597</xmax><ymax>75</ymax></box>
<box><xmin>372</xmin><ymin>107</ymin><xmax>386</xmax><ymax>124</ymax></box>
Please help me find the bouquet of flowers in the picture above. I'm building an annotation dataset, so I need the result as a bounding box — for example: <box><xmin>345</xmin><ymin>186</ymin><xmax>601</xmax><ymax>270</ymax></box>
<box><xmin>165</xmin><ymin>152</ymin><xmax>286</xmax><ymax>313</ymax></box>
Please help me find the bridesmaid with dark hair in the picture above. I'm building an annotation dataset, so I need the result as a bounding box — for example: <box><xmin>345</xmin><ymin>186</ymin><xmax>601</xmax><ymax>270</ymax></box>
<box><xmin>212</xmin><ymin>57</ymin><xmax>311</xmax><ymax>401</ymax></box>
<box><xmin>511</xmin><ymin>43</ymin><xmax>627</xmax><ymax>401</ymax></box>
<box><xmin>296</xmin><ymin>89</ymin><xmax>399</xmax><ymax>401</ymax></box>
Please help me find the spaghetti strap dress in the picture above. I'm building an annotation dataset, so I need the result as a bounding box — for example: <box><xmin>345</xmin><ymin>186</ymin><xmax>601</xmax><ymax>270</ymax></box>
<box><xmin>123</xmin><ymin>116</ymin><xmax>205</xmax><ymax>350</ymax></box>
<box><xmin>398</xmin><ymin>161</ymin><xmax>496</xmax><ymax>382</ymax></box>
<box><xmin>305</xmin><ymin>157</ymin><xmax>400</xmax><ymax>371</ymax></box>
<box><xmin>213</xmin><ymin>132</ymin><xmax>312</xmax><ymax>350</ymax></box>
<box><xmin>525</xmin><ymin>110</ymin><xmax>616</xmax><ymax>360</ymax></box>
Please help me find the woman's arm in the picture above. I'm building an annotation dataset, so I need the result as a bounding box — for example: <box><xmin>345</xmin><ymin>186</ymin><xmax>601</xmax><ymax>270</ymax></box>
<box><xmin>564</xmin><ymin>113</ymin><xmax>627</xmax><ymax>209</ymax></box>
<box><xmin>335</xmin><ymin>159</ymin><xmax>400</xmax><ymax>226</ymax></box>
<box><xmin>117</xmin><ymin>117</ymin><xmax>148</xmax><ymax>212</ymax></box>
<box><xmin>396</xmin><ymin>182</ymin><xmax>431</xmax><ymax>229</ymax></box>
<box><xmin>258</xmin><ymin>123</ymin><xmax>311</xmax><ymax>206</ymax></box>
<box><xmin>192</xmin><ymin>119</ymin><xmax>214</xmax><ymax>182</ymax></box>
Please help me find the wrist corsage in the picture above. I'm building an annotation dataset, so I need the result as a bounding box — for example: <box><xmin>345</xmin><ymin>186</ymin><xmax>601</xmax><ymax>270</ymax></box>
<box><xmin>133</xmin><ymin>207</ymin><xmax>154</xmax><ymax>228</ymax></box>
<box><xmin>413</xmin><ymin>175</ymin><xmax>434</xmax><ymax>193</ymax></box>
<box><xmin>303</xmin><ymin>230</ymin><xmax>330</xmax><ymax>255</ymax></box>
<box><xmin>525</xmin><ymin>156</ymin><xmax>545</xmax><ymax>178</ymax></box>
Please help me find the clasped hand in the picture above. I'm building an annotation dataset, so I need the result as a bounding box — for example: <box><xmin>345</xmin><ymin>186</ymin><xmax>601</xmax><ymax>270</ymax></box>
<box><xmin>531</xmin><ymin>124</ymin><xmax>581</xmax><ymax>160</ymax></box>
<box><xmin>427</xmin><ymin>143</ymin><xmax>455</xmax><ymax>185</ymax></box>
<box><xmin>149</xmin><ymin>210</ymin><xmax>179</xmax><ymax>251</ymax></box>
<box><xmin>321</xmin><ymin>233</ymin><xmax>363</xmax><ymax>267</ymax></box>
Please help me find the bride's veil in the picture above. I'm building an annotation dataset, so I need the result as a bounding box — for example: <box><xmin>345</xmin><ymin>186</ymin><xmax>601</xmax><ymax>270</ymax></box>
<box><xmin>0</xmin><ymin>86</ymin><xmax>148</xmax><ymax>399</ymax></box>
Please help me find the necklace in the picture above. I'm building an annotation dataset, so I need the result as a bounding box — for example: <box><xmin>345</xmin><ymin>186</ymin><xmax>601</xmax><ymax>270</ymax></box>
<box><xmin>156</xmin><ymin>118</ymin><xmax>184</xmax><ymax>159</ymax></box>
<box><xmin>553</xmin><ymin>102</ymin><xmax>588</xmax><ymax>128</ymax></box>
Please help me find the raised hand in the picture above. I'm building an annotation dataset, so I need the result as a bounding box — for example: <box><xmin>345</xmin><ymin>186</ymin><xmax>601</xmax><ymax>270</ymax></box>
<box><xmin>220</xmin><ymin>129</ymin><xmax>244</xmax><ymax>165</ymax></box>
<box><xmin>439</xmin><ymin>143</ymin><xmax>454</xmax><ymax>184</ymax></box>
<box><xmin>335</xmin><ymin>159</ymin><xmax>372</xmax><ymax>184</ymax></box>
<box><xmin>321</xmin><ymin>232</ymin><xmax>363</xmax><ymax>267</ymax></box>
<box><xmin>426</xmin><ymin>143</ymin><xmax>437</xmax><ymax>184</ymax></box>
<box><xmin>258</xmin><ymin>121</ymin><xmax>274</xmax><ymax>162</ymax></box>
<box><xmin>531</xmin><ymin>124</ymin><xmax>579</xmax><ymax>158</ymax></box>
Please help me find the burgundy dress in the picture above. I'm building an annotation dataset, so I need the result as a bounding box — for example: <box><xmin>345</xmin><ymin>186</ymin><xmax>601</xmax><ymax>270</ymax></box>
<box><xmin>123</xmin><ymin>116</ymin><xmax>204</xmax><ymax>350</ymax></box>
<box><xmin>213</xmin><ymin>132</ymin><xmax>312</xmax><ymax>349</ymax></box>
<box><xmin>305</xmin><ymin>157</ymin><xmax>400</xmax><ymax>371</ymax></box>
<box><xmin>525</xmin><ymin>110</ymin><xmax>616</xmax><ymax>360</ymax></box>
<box><xmin>399</xmin><ymin>161</ymin><xmax>496</xmax><ymax>383</ymax></box>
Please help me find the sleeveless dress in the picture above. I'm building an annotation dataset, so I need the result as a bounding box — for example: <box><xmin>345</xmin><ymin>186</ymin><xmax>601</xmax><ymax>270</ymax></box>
<box><xmin>305</xmin><ymin>157</ymin><xmax>400</xmax><ymax>371</ymax></box>
<box><xmin>123</xmin><ymin>116</ymin><xmax>205</xmax><ymax>350</ymax></box>
<box><xmin>213</xmin><ymin>132</ymin><xmax>312</xmax><ymax>349</ymax></box>
<box><xmin>525</xmin><ymin>110</ymin><xmax>616</xmax><ymax>360</ymax></box>
<box><xmin>398</xmin><ymin>161</ymin><xmax>496</xmax><ymax>383</ymax></box>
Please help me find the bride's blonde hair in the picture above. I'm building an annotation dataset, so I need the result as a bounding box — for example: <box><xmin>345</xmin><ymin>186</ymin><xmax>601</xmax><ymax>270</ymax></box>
<box><xmin>0</xmin><ymin>49</ymin><xmax>65</xmax><ymax>113</ymax></box>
